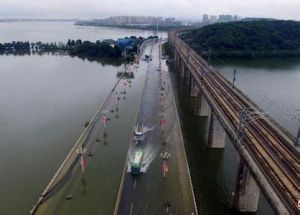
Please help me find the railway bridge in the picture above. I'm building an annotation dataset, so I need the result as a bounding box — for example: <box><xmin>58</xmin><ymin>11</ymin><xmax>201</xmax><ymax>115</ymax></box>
<box><xmin>169</xmin><ymin>31</ymin><xmax>300</xmax><ymax>214</ymax></box>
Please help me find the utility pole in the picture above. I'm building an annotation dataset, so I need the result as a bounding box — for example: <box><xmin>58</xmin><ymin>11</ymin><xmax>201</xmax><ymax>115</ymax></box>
<box><xmin>232</xmin><ymin>68</ymin><xmax>237</xmax><ymax>88</ymax></box>
<box><xmin>124</xmin><ymin>47</ymin><xmax>127</xmax><ymax>74</ymax></box>
<box><xmin>76</xmin><ymin>147</ymin><xmax>87</xmax><ymax>173</ymax></box>
<box><xmin>238</xmin><ymin>108</ymin><xmax>247</xmax><ymax>145</ymax></box>
<box><xmin>296</xmin><ymin>125</ymin><xmax>300</xmax><ymax>146</ymax></box>
<box><xmin>156</xmin><ymin>18</ymin><xmax>158</xmax><ymax>36</ymax></box>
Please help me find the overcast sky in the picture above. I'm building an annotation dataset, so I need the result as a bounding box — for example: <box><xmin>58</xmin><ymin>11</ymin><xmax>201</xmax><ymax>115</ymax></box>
<box><xmin>0</xmin><ymin>0</ymin><xmax>299</xmax><ymax>21</ymax></box>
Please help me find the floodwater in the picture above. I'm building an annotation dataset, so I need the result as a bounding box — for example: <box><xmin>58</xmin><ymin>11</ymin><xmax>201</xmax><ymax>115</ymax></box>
<box><xmin>1</xmin><ymin>20</ymin><xmax>298</xmax><ymax>215</ymax></box>
<box><xmin>0</xmin><ymin>21</ymin><xmax>167</xmax><ymax>43</ymax></box>
<box><xmin>0</xmin><ymin>21</ymin><xmax>163</xmax><ymax>214</ymax></box>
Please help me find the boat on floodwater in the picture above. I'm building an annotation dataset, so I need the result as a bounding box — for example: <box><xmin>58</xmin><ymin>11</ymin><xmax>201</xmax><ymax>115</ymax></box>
<box><xmin>131</xmin><ymin>150</ymin><xmax>144</xmax><ymax>175</ymax></box>
<box><xmin>133</xmin><ymin>124</ymin><xmax>144</xmax><ymax>143</ymax></box>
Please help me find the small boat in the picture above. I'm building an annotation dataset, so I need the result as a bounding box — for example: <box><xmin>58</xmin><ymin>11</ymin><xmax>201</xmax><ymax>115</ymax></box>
<box><xmin>131</xmin><ymin>150</ymin><xmax>144</xmax><ymax>175</ymax></box>
<box><xmin>133</xmin><ymin>124</ymin><xmax>144</xmax><ymax>143</ymax></box>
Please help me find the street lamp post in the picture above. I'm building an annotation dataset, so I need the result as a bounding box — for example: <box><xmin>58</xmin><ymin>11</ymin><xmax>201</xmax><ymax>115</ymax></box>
<box><xmin>76</xmin><ymin>146</ymin><xmax>87</xmax><ymax>173</ymax></box>
<box><xmin>160</xmin><ymin>152</ymin><xmax>171</xmax><ymax>177</ymax></box>
<box><xmin>296</xmin><ymin>125</ymin><xmax>300</xmax><ymax>147</ymax></box>
<box><xmin>232</xmin><ymin>68</ymin><xmax>237</xmax><ymax>88</ymax></box>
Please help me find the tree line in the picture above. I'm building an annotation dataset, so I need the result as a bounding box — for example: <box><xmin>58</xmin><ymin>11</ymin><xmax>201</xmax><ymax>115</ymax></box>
<box><xmin>0</xmin><ymin>36</ymin><xmax>151</xmax><ymax>62</ymax></box>
<box><xmin>180</xmin><ymin>20</ymin><xmax>300</xmax><ymax>59</ymax></box>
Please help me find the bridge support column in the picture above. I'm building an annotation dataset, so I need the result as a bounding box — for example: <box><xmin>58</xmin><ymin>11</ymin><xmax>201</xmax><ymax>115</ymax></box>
<box><xmin>180</xmin><ymin>60</ymin><xmax>186</xmax><ymax>79</ymax></box>
<box><xmin>174</xmin><ymin>50</ymin><xmax>178</xmax><ymax>69</ymax></box>
<box><xmin>195</xmin><ymin>93</ymin><xmax>211</xmax><ymax>117</ymax></box>
<box><xmin>208</xmin><ymin>114</ymin><xmax>226</xmax><ymax>148</ymax></box>
<box><xmin>189</xmin><ymin>76</ymin><xmax>199</xmax><ymax>97</ymax></box>
<box><xmin>175</xmin><ymin>50</ymin><xmax>181</xmax><ymax>73</ymax></box>
<box><xmin>233</xmin><ymin>159</ymin><xmax>260</xmax><ymax>212</ymax></box>
<box><xmin>184</xmin><ymin>67</ymin><xmax>190</xmax><ymax>85</ymax></box>
<box><xmin>175</xmin><ymin>51</ymin><xmax>180</xmax><ymax>71</ymax></box>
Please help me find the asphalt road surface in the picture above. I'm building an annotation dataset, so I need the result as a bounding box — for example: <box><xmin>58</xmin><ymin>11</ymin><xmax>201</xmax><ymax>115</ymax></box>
<box><xmin>117</xmin><ymin>40</ymin><xmax>197</xmax><ymax>215</ymax></box>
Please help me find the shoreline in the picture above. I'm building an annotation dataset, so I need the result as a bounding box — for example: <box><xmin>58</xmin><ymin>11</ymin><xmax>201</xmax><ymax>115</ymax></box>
<box><xmin>74</xmin><ymin>23</ymin><xmax>173</xmax><ymax>31</ymax></box>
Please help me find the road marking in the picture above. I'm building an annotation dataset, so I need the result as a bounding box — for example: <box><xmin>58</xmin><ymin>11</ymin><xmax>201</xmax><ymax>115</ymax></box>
<box><xmin>133</xmin><ymin>179</ymin><xmax>137</xmax><ymax>190</ymax></box>
<box><xmin>130</xmin><ymin>202</ymin><xmax>134</xmax><ymax>215</ymax></box>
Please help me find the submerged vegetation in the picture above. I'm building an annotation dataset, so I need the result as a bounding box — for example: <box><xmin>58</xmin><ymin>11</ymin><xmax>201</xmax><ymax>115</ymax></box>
<box><xmin>67</xmin><ymin>39</ymin><xmax>122</xmax><ymax>58</ymax></box>
<box><xmin>117</xmin><ymin>71</ymin><xmax>135</xmax><ymax>79</ymax></box>
<box><xmin>0</xmin><ymin>40</ymin><xmax>121</xmax><ymax>56</ymax></box>
<box><xmin>180</xmin><ymin>20</ymin><xmax>300</xmax><ymax>59</ymax></box>
<box><xmin>0</xmin><ymin>36</ymin><xmax>151</xmax><ymax>64</ymax></box>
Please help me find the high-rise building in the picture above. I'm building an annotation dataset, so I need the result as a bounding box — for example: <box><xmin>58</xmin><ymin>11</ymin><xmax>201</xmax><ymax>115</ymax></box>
<box><xmin>164</xmin><ymin>18</ymin><xmax>176</xmax><ymax>25</ymax></box>
<box><xmin>218</xmin><ymin>15</ymin><xmax>233</xmax><ymax>22</ymax></box>
<box><xmin>91</xmin><ymin>16</ymin><xmax>178</xmax><ymax>26</ymax></box>
<box><xmin>210</xmin><ymin>15</ymin><xmax>218</xmax><ymax>23</ymax></box>
<box><xmin>203</xmin><ymin>14</ymin><xmax>210</xmax><ymax>23</ymax></box>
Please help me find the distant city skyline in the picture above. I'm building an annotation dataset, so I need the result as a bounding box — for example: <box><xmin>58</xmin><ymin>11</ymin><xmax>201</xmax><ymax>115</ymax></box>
<box><xmin>0</xmin><ymin>0</ymin><xmax>299</xmax><ymax>21</ymax></box>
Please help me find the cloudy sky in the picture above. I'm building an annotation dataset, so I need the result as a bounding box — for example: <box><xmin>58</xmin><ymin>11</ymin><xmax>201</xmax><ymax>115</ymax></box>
<box><xmin>0</xmin><ymin>0</ymin><xmax>299</xmax><ymax>21</ymax></box>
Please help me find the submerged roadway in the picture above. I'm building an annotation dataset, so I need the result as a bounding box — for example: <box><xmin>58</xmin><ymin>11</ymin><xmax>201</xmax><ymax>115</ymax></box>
<box><xmin>116</xmin><ymin>40</ymin><xmax>197</xmax><ymax>215</ymax></box>
<box><xmin>32</xmin><ymin>40</ymin><xmax>154</xmax><ymax>215</ymax></box>
<box><xmin>31</xmin><ymin>38</ymin><xmax>197</xmax><ymax>215</ymax></box>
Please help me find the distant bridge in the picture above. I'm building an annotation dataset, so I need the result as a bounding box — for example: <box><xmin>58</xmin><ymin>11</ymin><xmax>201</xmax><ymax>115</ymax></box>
<box><xmin>169</xmin><ymin>30</ymin><xmax>300</xmax><ymax>214</ymax></box>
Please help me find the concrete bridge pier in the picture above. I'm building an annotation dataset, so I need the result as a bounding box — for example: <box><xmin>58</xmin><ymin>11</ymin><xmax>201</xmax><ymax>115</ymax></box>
<box><xmin>189</xmin><ymin>76</ymin><xmax>200</xmax><ymax>97</ymax></box>
<box><xmin>173</xmin><ymin>50</ymin><xmax>176</xmax><ymax>68</ymax></box>
<box><xmin>208</xmin><ymin>113</ymin><xmax>226</xmax><ymax>148</ymax></box>
<box><xmin>195</xmin><ymin>93</ymin><xmax>211</xmax><ymax>117</ymax></box>
<box><xmin>176</xmin><ymin>57</ymin><xmax>185</xmax><ymax>79</ymax></box>
<box><xmin>175</xmin><ymin>50</ymin><xmax>181</xmax><ymax>72</ymax></box>
<box><xmin>184</xmin><ymin>68</ymin><xmax>191</xmax><ymax>85</ymax></box>
<box><xmin>233</xmin><ymin>158</ymin><xmax>260</xmax><ymax>212</ymax></box>
<box><xmin>175</xmin><ymin>52</ymin><xmax>189</xmax><ymax>82</ymax></box>
<box><xmin>174</xmin><ymin>50</ymin><xmax>178</xmax><ymax>69</ymax></box>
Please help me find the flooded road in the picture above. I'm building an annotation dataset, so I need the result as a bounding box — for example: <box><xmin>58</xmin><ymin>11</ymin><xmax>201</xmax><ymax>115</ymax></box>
<box><xmin>117</xmin><ymin>40</ymin><xmax>196</xmax><ymax>215</ymax></box>
<box><xmin>0</xmin><ymin>21</ymin><xmax>164</xmax><ymax>214</ymax></box>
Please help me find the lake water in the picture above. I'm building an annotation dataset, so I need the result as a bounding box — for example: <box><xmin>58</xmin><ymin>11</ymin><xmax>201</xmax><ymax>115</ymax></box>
<box><xmin>0</xmin><ymin>54</ymin><xmax>126</xmax><ymax>214</ymax></box>
<box><xmin>0</xmin><ymin>21</ymin><xmax>164</xmax><ymax>214</ymax></box>
<box><xmin>0</xmin><ymin>21</ymin><xmax>166</xmax><ymax>43</ymax></box>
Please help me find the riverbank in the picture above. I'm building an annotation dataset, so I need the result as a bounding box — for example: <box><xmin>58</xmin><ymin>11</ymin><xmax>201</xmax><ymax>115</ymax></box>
<box><xmin>75</xmin><ymin>21</ymin><xmax>176</xmax><ymax>31</ymax></box>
